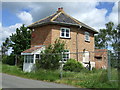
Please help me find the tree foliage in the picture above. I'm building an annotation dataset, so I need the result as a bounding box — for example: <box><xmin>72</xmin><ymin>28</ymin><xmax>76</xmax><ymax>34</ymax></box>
<box><xmin>1</xmin><ymin>24</ymin><xmax>31</xmax><ymax>67</ymax></box>
<box><xmin>95</xmin><ymin>22</ymin><xmax>120</xmax><ymax>51</ymax></box>
<box><xmin>36</xmin><ymin>39</ymin><xmax>65</xmax><ymax>70</ymax></box>
<box><xmin>63</xmin><ymin>58</ymin><xmax>83</xmax><ymax>72</ymax></box>
<box><xmin>10</xmin><ymin>24</ymin><xmax>31</xmax><ymax>55</ymax></box>
<box><xmin>1</xmin><ymin>38</ymin><xmax>11</xmax><ymax>55</ymax></box>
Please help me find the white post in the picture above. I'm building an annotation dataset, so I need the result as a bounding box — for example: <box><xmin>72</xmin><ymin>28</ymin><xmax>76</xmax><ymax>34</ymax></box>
<box><xmin>33</xmin><ymin>54</ymin><xmax>36</xmax><ymax>64</ymax></box>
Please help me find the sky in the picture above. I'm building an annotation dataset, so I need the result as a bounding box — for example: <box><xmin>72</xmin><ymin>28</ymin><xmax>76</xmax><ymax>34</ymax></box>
<box><xmin>0</xmin><ymin>1</ymin><xmax>119</xmax><ymax>49</ymax></box>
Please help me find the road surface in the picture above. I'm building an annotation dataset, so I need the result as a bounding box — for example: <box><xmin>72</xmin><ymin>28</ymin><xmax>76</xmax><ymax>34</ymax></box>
<box><xmin>2</xmin><ymin>73</ymin><xmax>76</xmax><ymax>88</ymax></box>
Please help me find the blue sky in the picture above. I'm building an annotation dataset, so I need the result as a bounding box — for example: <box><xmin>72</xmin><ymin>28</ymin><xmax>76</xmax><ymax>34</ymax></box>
<box><xmin>0</xmin><ymin>1</ymin><xmax>118</xmax><ymax>47</ymax></box>
<box><xmin>96</xmin><ymin>2</ymin><xmax>114</xmax><ymax>16</ymax></box>
<box><xmin>2</xmin><ymin>2</ymin><xmax>115</xmax><ymax>27</ymax></box>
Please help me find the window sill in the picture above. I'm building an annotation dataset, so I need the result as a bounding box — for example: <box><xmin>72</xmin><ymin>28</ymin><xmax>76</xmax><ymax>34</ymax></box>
<box><xmin>59</xmin><ymin>61</ymin><xmax>67</xmax><ymax>63</ymax></box>
<box><xmin>85</xmin><ymin>40</ymin><xmax>90</xmax><ymax>43</ymax></box>
<box><xmin>60</xmin><ymin>37</ymin><xmax>71</xmax><ymax>39</ymax></box>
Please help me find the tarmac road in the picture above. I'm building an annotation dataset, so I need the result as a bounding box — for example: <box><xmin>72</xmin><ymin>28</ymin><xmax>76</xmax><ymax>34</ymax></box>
<box><xmin>2</xmin><ymin>73</ymin><xmax>76</xmax><ymax>88</ymax></box>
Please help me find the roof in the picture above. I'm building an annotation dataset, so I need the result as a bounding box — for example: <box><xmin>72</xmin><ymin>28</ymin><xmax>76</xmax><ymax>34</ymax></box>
<box><xmin>95</xmin><ymin>49</ymin><xmax>108</xmax><ymax>57</ymax></box>
<box><xmin>22</xmin><ymin>46</ymin><xmax>42</xmax><ymax>53</ymax></box>
<box><xmin>28</xmin><ymin>8</ymin><xmax>98</xmax><ymax>33</ymax></box>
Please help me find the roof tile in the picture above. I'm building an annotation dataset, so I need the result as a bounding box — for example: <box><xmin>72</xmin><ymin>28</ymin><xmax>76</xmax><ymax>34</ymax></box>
<box><xmin>22</xmin><ymin>46</ymin><xmax>42</xmax><ymax>53</ymax></box>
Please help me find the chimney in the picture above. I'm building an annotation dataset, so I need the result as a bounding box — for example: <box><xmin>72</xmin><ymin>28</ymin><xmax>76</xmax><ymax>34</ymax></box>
<box><xmin>57</xmin><ymin>7</ymin><xmax>64</xmax><ymax>12</ymax></box>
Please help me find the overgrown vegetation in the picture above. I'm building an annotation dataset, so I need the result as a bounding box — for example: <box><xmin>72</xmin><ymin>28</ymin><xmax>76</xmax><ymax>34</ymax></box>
<box><xmin>1</xmin><ymin>24</ymin><xmax>31</xmax><ymax>68</ymax></box>
<box><xmin>2</xmin><ymin>64</ymin><xmax>118</xmax><ymax>88</ymax></box>
<box><xmin>2</xmin><ymin>54</ymin><xmax>15</xmax><ymax>65</ymax></box>
<box><xmin>95</xmin><ymin>22</ymin><xmax>120</xmax><ymax>51</ymax></box>
<box><xmin>63</xmin><ymin>59</ymin><xmax>83</xmax><ymax>72</ymax></box>
<box><xmin>0</xmin><ymin>61</ymin><xmax>2</xmax><ymax>73</ymax></box>
<box><xmin>36</xmin><ymin>39</ymin><xmax>65</xmax><ymax>70</ymax></box>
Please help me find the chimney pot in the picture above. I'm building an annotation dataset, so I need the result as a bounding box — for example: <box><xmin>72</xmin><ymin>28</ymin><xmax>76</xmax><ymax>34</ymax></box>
<box><xmin>57</xmin><ymin>7</ymin><xmax>64</xmax><ymax>12</ymax></box>
<box><xmin>61</xmin><ymin>7</ymin><xmax>63</xmax><ymax>10</ymax></box>
<box><xmin>58</xmin><ymin>8</ymin><xmax>61</xmax><ymax>11</ymax></box>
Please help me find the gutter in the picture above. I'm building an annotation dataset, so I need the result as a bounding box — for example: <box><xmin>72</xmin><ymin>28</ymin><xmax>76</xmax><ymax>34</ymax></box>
<box><xmin>76</xmin><ymin>25</ymin><xmax>82</xmax><ymax>61</ymax></box>
<box><xmin>28</xmin><ymin>21</ymin><xmax>98</xmax><ymax>34</ymax></box>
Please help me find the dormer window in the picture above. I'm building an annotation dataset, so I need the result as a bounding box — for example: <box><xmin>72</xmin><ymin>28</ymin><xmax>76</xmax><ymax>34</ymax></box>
<box><xmin>85</xmin><ymin>32</ymin><xmax>90</xmax><ymax>42</ymax></box>
<box><xmin>60</xmin><ymin>28</ymin><xmax>70</xmax><ymax>38</ymax></box>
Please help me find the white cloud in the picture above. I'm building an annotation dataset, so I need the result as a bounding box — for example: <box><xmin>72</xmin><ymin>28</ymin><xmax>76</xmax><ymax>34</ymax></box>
<box><xmin>0</xmin><ymin>23</ymin><xmax>22</xmax><ymax>46</ymax></box>
<box><xmin>2</xmin><ymin>2</ymin><xmax>111</xmax><ymax>31</ymax></box>
<box><xmin>17</xmin><ymin>11</ymin><xmax>33</xmax><ymax>25</ymax></box>
<box><xmin>67</xmin><ymin>2</ymin><xmax>107</xmax><ymax>30</ymax></box>
<box><xmin>107</xmin><ymin>2</ymin><xmax>118</xmax><ymax>25</ymax></box>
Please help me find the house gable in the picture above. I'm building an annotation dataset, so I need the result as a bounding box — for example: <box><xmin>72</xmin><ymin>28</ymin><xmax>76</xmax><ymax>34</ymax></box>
<box><xmin>28</xmin><ymin>8</ymin><xmax>98</xmax><ymax>34</ymax></box>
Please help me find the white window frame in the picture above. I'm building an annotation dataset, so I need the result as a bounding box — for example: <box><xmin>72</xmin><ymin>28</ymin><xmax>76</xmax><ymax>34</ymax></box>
<box><xmin>61</xmin><ymin>50</ymin><xmax>70</xmax><ymax>63</ymax></box>
<box><xmin>35</xmin><ymin>54</ymin><xmax>41</xmax><ymax>60</ymax></box>
<box><xmin>24</xmin><ymin>55</ymin><xmax>34</xmax><ymax>63</ymax></box>
<box><xmin>60</xmin><ymin>27</ymin><xmax>70</xmax><ymax>38</ymax></box>
<box><xmin>85</xmin><ymin>32</ymin><xmax>90</xmax><ymax>42</ymax></box>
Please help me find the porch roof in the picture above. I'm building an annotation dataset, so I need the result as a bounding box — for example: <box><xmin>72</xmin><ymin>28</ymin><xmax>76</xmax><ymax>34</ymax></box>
<box><xmin>22</xmin><ymin>46</ymin><xmax>42</xmax><ymax>53</ymax></box>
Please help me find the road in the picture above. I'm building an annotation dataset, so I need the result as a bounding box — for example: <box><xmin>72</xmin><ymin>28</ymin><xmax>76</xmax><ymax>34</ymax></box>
<box><xmin>2</xmin><ymin>73</ymin><xmax>76</xmax><ymax>88</ymax></box>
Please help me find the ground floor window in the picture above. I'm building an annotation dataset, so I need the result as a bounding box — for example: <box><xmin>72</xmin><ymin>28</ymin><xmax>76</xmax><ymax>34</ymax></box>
<box><xmin>62</xmin><ymin>50</ymin><xmax>70</xmax><ymax>62</ymax></box>
<box><xmin>24</xmin><ymin>55</ymin><xmax>34</xmax><ymax>63</ymax></box>
<box><xmin>35</xmin><ymin>54</ymin><xmax>41</xmax><ymax>60</ymax></box>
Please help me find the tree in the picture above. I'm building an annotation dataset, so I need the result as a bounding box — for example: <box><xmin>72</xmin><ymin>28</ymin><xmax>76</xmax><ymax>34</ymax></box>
<box><xmin>95</xmin><ymin>29</ymin><xmax>109</xmax><ymax>49</ymax></box>
<box><xmin>1</xmin><ymin>38</ymin><xmax>11</xmax><ymax>55</ymax></box>
<box><xmin>10</xmin><ymin>24</ymin><xmax>31</xmax><ymax>55</ymax></box>
<box><xmin>95</xmin><ymin>22</ymin><xmax>119</xmax><ymax>51</ymax></box>
<box><xmin>1</xmin><ymin>24</ymin><xmax>31</xmax><ymax>67</ymax></box>
<box><xmin>36</xmin><ymin>39</ymin><xmax>65</xmax><ymax>70</ymax></box>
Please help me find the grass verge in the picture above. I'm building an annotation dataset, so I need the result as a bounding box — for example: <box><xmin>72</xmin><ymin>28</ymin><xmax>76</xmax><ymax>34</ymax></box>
<box><xmin>0</xmin><ymin>61</ymin><xmax>2</xmax><ymax>73</ymax></box>
<box><xmin>2</xmin><ymin>64</ymin><xmax>118</xmax><ymax>88</ymax></box>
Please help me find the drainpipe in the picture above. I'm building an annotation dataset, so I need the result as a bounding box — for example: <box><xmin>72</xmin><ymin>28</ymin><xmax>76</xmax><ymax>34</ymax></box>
<box><xmin>76</xmin><ymin>25</ymin><xmax>82</xmax><ymax>61</ymax></box>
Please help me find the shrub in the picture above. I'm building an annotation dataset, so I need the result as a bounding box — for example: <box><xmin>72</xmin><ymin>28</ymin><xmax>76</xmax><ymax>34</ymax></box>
<box><xmin>37</xmin><ymin>39</ymin><xmax>65</xmax><ymax>70</ymax></box>
<box><xmin>2</xmin><ymin>54</ymin><xmax>15</xmax><ymax>65</ymax></box>
<box><xmin>98</xmin><ymin>70</ymin><xmax>108</xmax><ymax>83</ymax></box>
<box><xmin>35</xmin><ymin>59</ymin><xmax>41</xmax><ymax>71</ymax></box>
<box><xmin>63</xmin><ymin>59</ymin><xmax>83</xmax><ymax>72</ymax></box>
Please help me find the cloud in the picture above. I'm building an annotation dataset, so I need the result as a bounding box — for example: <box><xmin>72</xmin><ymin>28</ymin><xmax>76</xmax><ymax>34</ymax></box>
<box><xmin>27</xmin><ymin>2</ymin><xmax>107</xmax><ymax>30</ymax></box>
<box><xmin>67</xmin><ymin>2</ymin><xmax>107</xmax><ymax>30</ymax></box>
<box><xmin>17</xmin><ymin>11</ymin><xmax>33</xmax><ymax>25</ymax></box>
<box><xmin>2</xmin><ymin>2</ymin><xmax>109</xmax><ymax>31</ymax></box>
<box><xmin>107</xmin><ymin>2</ymin><xmax>118</xmax><ymax>25</ymax></box>
<box><xmin>1</xmin><ymin>2</ymin><xmax>117</xmax><ymax>46</ymax></box>
<box><xmin>0</xmin><ymin>23</ymin><xmax>22</xmax><ymax>46</ymax></box>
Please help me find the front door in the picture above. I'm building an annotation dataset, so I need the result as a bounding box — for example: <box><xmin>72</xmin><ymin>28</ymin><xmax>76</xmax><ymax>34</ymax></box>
<box><xmin>83</xmin><ymin>51</ymin><xmax>89</xmax><ymax>63</ymax></box>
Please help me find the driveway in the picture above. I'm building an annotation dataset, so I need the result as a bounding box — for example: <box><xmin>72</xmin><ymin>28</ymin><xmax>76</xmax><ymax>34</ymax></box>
<box><xmin>2</xmin><ymin>73</ymin><xmax>76</xmax><ymax>88</ymax></box>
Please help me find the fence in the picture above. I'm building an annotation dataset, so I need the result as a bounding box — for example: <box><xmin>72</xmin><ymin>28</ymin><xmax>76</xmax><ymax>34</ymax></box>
<box><xmin>2</xmin><ymin>50</ymin><xmax>119</xmax><ymax>82</ymax></box>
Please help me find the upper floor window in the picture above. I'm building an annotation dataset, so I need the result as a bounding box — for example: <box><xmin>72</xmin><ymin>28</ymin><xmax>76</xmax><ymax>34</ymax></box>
<box><xmin>85</xmin><ymin>32</ymin><xmax>90</xmax><ymax>42</ymax></box>
<box><xmin>60</xmin><ymin>28</ymin><xmax>70</xmax><ymax>38</ymax></box>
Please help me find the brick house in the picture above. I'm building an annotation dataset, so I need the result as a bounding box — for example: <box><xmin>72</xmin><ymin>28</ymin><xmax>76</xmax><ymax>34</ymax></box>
<box><xmin>21</xmin><ymin>8</ymin><xmax>107</xmax><ymax>72</ymax></box>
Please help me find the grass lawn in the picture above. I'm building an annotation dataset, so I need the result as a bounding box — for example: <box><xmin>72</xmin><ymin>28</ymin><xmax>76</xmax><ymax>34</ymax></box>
<box><xmin>2</xmin><ymin>64</ymin><xmax>118</xmax><ymax>88</ymax></box>
<box><xmin>0</xmin><ymin>61</ymin><xmax>2</xmax><ymax>73</ymax></box>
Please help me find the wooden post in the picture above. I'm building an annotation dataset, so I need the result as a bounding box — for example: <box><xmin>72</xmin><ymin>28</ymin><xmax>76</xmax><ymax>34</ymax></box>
<box><xmin>88</xmin><ymin>61</ymin><xmax>91</xmax><ymax>71</ymax></box>
<box><xmin>15</xmin><ymin>55</ymin><xmax>17</xmax><ymax>66</ymax></box>
<box><xmin>76</xmin><ymin>32</ymin><xmax>79</xmax><ymax>61</ymax></box>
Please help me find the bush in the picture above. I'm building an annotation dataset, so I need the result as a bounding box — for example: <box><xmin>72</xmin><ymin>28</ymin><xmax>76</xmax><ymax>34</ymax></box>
<box><xmin>37</xmin><ymin>39</ymin><xmax>65</xmax><ymax>70</ymax></box>
<box><xmin>2</xmin><ymin>54</ymin><xmax>15</xmax><ymax>65</ymax></box>
<box><xmin>63</xmin><ymin>59</ymin><xmax>83</xmax><ymax>72</ymax></box>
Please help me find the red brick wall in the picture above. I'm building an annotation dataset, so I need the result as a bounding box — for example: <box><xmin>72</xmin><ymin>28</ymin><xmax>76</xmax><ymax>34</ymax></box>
<box><xmin>51</xmin><ymin>24</ymin><xmax>95</xmax><ymax>62</ymax></box>
<box><xmin>31</xmin><ymin>24</ymin><xmax>95</xmax><ymax>62</ymax></box>
<box><xmin>31</xmin><ymin>25</ymin><xmax>52</xmax><ymax>47</ymax></box>
<box><xmin>94</xmin><ymin>49</ymin><xmax>108</xmax><ymax>69</ymax></box>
